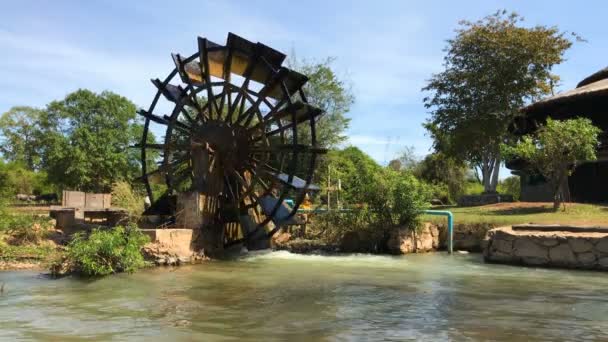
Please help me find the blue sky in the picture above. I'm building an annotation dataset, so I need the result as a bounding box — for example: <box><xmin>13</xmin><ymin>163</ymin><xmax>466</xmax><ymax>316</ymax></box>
<box><xmin>1</xmin><ymin>0</ymin><xmax>607</xmax><ymax>172</ymax></box>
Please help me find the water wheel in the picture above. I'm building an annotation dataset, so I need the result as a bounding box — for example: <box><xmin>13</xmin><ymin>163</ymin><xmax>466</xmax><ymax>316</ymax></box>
<box><xmin>136</xmin><ymin>33</ymin><xmax>325</xmax><ymax>248</ymax></box>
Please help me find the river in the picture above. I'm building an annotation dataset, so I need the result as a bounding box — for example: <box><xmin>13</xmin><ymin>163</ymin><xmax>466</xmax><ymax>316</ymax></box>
<box><xmin>1</xmin><ymin>252</ymin><xmax>607</xmax><ymax>341</ymax></box>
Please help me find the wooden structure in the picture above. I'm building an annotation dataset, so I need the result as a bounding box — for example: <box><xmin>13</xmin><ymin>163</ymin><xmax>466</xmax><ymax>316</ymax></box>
<box><xmin>509</xmin><ymin>67</ymin><xmax>608</xmax><ymax>202</ymax></box>
<box><xmin>136</xmin><ymin>33</ymin><xmax>325</xmax><ymax>249</ymax></box>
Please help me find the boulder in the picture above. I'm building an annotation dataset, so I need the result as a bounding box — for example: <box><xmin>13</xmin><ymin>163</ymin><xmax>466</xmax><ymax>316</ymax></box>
<box><xmin>513</xmin><ymin>238</ymin><xmax>548</xmax><ymax>262</ymax></box>
<box><xmin>549</xmin><ymin>244</ymin><xmax>577</xmax><ymax>266</ymax></box>
<box><xmin>568</xmin><ymin>238</ymin><xmax>593</xmax><ymax>253</ymax></box>
<box><xmin>577</xmin><ymin>252</ymin><xmax>597</xmax><ymax>267</ymax></box>
<box><xmin>595</xmin><ymin>238</ymin><xmax>608</xmax><ymax>253</ymax></box>
<box><xmin>387</xmin><ymin>223</ymin><xmax>439</xmax><ymax>254</ymax></box>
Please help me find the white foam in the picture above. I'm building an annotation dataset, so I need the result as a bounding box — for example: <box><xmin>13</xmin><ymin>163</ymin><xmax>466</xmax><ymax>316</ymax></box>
<box><xmin>242</xmin><ymin>250</ymin><xmax>407</xmax><ymax>267</ymax></box>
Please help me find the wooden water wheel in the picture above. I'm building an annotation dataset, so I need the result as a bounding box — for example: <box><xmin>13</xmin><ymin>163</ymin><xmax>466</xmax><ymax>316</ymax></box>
<box><xmin>136</xmin><ymin>33</ymin><xmax>325</xmax><ymax>248</ymax></box>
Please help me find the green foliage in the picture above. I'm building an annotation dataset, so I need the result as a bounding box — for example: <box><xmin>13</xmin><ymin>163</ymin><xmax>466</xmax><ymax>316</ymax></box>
<box><xmin>40</xmin><ymin>89</ymin><xmax>151</xmax><ymax>192</ymax></box>
<box><xmin>502</xmin><ymin>118</ymin><xmax>600</xmax><ymax>209</ymax></box>
<box><xmin>0</xmin><ymin>161</ymin><xmax>54</xmax><ymax>197</ymax></box>
<box><xmin>413</xmin><ymin>152</ymin><xmax>468</xmax><ymax>203</ymax></box>
<box><xmin>497</xmin><ymin>176</ymin><xmax>521</xmax><ymax>201</ymax></box>
<box><xmin>423</xmin><ymin>10</ymin><xmax>576</xmax><ymax>192</ymax></box>
<box><xmin>111</xmin><ymin>181</ymin><xmax>145</xmax><ymax>222</ymax></box>
<box><xmin>59</xmin><ymin>225</ymin><xmax>150</xmax><ymax>276</ymax></box>
<box><xmin>312</xmin><ymin>207</ymin><xmax>377</xmax><ymax>244</ymax></box>
<box><xmin>0</xmin><ymin>241</ymin><xmax>56</xmax><ymax>261</ymax></box>
<box><xmin>3</xmin><ymin>215</ymin><xmax>54</xmax><ymax>245</ymax></box>
<box><xmin>464</xmin><ymin>181</ymin><xmax>485</xmax><ymax>196</ymax></box>
<box><xmin>317</xmin><ymin>146</ymin><xmax>382</xmax><ymax>205</ymax></box>
<box><xmin>289</xmin><ymin>57</ymin><xmax>354</xmax><ymax>148</ymax></box>
<box><xmin>380</xmin><ymin>170</ymin><xmax>431</xmax><ymax>226</ymax></box>
<box><xmin>0</xmin><ymin>106</ymin><xmax>45</xmax><ymax>169</ymax></box>
<box><xmin>1</xmin><ymin>89</ymin><xmax>157</xmax><ymax>195</ymax></box>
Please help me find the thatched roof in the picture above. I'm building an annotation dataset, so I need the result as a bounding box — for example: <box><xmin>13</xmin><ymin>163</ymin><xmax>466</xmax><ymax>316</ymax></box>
<box><xmin>521</xmin><ymin>66</ymin><xmax>608</xmax><ymax>119</ymax></box>
<box><xmin>577</xmin><ymin>67</ymin><xmax>608</xmax><ymax>87</ymax></box>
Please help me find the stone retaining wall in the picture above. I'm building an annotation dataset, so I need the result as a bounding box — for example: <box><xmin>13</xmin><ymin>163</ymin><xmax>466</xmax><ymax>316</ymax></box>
<box><xmin>436</xmin><ymin>222</ymin><xmax>496</xmax><ymax>252</ymax></box>
<box><xmin>141</xmin><ymin>228</ymin><xmax>207</xmax><ymax>265</ymax></box>
<box><xmin>484</xmin><ymin>226</ymin><xmax>608</xmax><ymax>270</ymax></box>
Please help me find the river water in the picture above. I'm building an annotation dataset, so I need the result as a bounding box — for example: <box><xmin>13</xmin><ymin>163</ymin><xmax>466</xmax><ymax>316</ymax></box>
<box><xmin>1</xmin><ymin>252</ymin><xmax>608</xmax><ymax>341</ymax></box>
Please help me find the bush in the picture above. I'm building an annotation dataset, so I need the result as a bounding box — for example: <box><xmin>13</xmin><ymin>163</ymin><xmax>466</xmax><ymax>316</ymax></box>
<box><xmin>55</xmin><ymin>224</ymin><xmax>150</xmax><ymax>276</ymax></box>
<box><xmin>111</xmin><ymin>181</ymin><xmax>145</xmax><ymax>222</ymax></box>
<box><xmin>0</xmin><ymin>212</ymin><xmax>54</xmax><ymax>245</ymax></box>
<box><xmin>311</xmin><ymin>207</ymin><xmax>377</xmax><ymax>244</ymax></box>
<box><xmin>497</xmin><ymin>176</ymin><xmax>521</xmax><ymax>201</ymax></box>
<box><xmin>310</xmin><ymin>169</ymin><xmax>431</xmax><ymax>246</ymax></box>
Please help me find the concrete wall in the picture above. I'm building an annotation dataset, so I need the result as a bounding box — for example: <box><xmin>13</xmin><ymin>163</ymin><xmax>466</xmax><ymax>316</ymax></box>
<box><xmin>62</xmin><ymin>191</ymin><xmax>111</xmax><ymax>208</ymax></box>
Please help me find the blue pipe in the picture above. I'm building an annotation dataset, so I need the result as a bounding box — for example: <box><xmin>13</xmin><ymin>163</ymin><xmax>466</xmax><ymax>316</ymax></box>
<box><xmin>422</xmin><ymin>210</ymin><xmax>453</xmax><ymax>254</ymax></box>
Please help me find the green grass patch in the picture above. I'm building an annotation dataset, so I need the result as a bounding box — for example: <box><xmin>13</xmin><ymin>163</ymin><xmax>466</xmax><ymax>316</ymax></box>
<box><xmin>0</xmin><ymin>239</ymin><xmax>56</xmax><ymax>261</ymax></box>
<box><xmin>423</xmin><ymin>202</ymin><xmax>608</xmax><ymax>227</ymax></box>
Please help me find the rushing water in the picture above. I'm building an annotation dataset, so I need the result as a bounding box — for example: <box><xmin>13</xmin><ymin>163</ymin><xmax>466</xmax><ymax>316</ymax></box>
<box><xmin>1</xmin><ymin>252</ymin><xmax>608</xmax><ymax>341</ymax></box>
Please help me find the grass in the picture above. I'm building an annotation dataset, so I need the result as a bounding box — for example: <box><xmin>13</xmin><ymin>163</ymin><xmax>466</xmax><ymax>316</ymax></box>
<box><xmin>0</xmin><ymin>238</ymin><xmax>57</xmax><ymax>261</ymax></box>
<box><xmin>423</xmin><ymin>202</ymin><xmax>608</xmax><ymax>227</ymax></box>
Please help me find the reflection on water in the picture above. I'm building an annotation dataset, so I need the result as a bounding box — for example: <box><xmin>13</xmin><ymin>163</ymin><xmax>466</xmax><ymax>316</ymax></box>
<box><xmin>1</xmin><ymin>252</ymin><xmax>608</xmax><ymax>341</ymax></box>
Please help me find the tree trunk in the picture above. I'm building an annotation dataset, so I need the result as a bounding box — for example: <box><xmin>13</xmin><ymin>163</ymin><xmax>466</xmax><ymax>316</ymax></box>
<box><xmin>481</xmin><ymin>155</ymin><xmax>500</xmax><ymax>194</ymax></box>
<box><xmin>489</xmin><ymin>157</ymin><xmax>501</xmax><ymax>193</ymax></box>
<box><xmin>552</xmin><ymin>172</ymin><xmax>566</xmax><ymax>212</ymax></box>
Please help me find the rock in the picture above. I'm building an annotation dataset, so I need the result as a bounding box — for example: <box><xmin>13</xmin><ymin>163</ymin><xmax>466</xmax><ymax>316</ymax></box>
<box><xmin>486</xmin><ymin>250</ymin><xmax>512</xmax><ymax>262</ymax></box>
<box><xmin>387</xmin><ymin>228</ymin><xmax>414</xmax><ymax>254</ymax></box>
<box><xmin>549</xmin><ymin>244</ymin><xmax>576</xmax><ymax>266</ymax></box>
<box><xmin>387</xmin><ymin>224</ymin><xmax>439</xmax><ymax>254</ymax></box>
<box><xmin>514</xmin><ymin>238</ymin><xmax>548</xmax><ymax>262</ymax></box>
<box><xmin>522</xmin><ymin>256</ymin><xmax>549</xmax><ymax>266</ymax></box>
<box><xmin>598</xmin><ymin>257</ymin><xmax>608</xmax><ymax>269</ymax></box>
<box><xmin>595</xmin><ymin>238</ymin><xmax>608</xmax><ymax>253</ymax></box>
<box><xmin>541</xmin><ymin>238</ymin><xmax>560</xmax><ymax>247</ymax></box>
<box><xmin>568</xmin><ymin>238</ymin><xmax>593</xmax><ymax>253</ymax></box>
<box><xmin>491</xmin><ymin>238</ymin><xmax>513</xmax><ymax>254</ymax></box>
<box><xmin>577</xmin><ymin>252</ymin><xmax>597</xmax><ymax>267</ymax></box>
<box><xmin>271</xmin><ymin>230</ymin><xmax>292</xmax><ymax>245</ymax></box>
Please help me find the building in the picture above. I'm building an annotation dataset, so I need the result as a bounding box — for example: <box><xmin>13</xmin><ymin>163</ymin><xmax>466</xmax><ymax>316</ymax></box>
<box><xmin>508</xmin><ymin>67</ymin><xmax>608</xmax><ymax>203</ymax></box>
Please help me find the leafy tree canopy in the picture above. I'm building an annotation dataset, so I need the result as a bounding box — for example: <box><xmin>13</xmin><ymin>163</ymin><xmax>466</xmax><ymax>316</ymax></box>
<box><xmin>40</xmin><ymin>89</ymin><xmax>150</xmax><ymax>193</ymax></box>
<box><xmin>502</xmin><ymin>118</ymin><xmax>600</xmax><ymax>210</ymax></box>
<box><xmin>423</xmin><ymin>10</ymin><xmax>577</xmax><ymax>193</ymax></box>
<box><xmin>289</xmin><ymin>56</ymin><xmax>354</xmax><ymax>148</ymax></box>
<box><xmin>0</xmin><ymin>106</ymin><xmax>45</xmax><ymax>169</ymax></box>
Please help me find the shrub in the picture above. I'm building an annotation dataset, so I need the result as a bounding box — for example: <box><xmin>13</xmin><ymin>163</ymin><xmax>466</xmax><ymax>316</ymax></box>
<box><xmin>311</xmin><ymin>206</ymin><xmax>377</xmax><ymax>244</ymax></box>
<box><xmin>497</xmin><ymin>176</ymin><xmax>521</xmax><ymax>201</ymax></box>
<box><xmin>111</xmin><ymin>181</ymin><xmax>145</xmax><ymax>222</ymax></box>
<box><xmin>0</xmin><ymin>213</ymin><xmax>53</xmax><ymax>245</ymax></box>
<box><xmin>56</xmin><ymin>224</ymin><xmax>150</xmax><ymax>276</ymax></box>
<box><xmin>310</xmin><ymin>169</ymin><xmax>431</xmax><ymax>245</ymax></box>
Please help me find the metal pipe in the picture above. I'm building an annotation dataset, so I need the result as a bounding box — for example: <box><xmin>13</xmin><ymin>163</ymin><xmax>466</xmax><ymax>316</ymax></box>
<box><xmin>422</xmin><ymin>210</ymin><xmax>454</xmax><ymax>254</ymax></box>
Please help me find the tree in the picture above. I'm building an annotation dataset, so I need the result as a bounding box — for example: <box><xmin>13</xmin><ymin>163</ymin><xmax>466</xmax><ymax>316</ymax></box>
<box><xmin>423</xmin><ymin>10</ymin><xmax>576</xmax><ymax>193</ymax></box>
<box><xmin>289</xmin><ymin>57</ymin><xmax>354</xmax><ymax>148</ymax></box>
<box><xmin>0</xmin><ymin>106</ymin><xmax>45</xmax><ymax>169</ymax></box>
<box><xmin>413</xmin><ymin>152</ymin><xmax>468</xmax><ymax>203</ymax></box>
<box><xmin>40</xmin><ymin>89</ymin><xmax>147</xmax><ymax>193</ymax></box>
<box><xmin>318</xmin><ymin>146</ymin><xmax>382</xmax><ymax>205</ymax></box>
<box><xmin>502</xmin><ymin>118</ymin><xmax>600</xmax><ymax>210</ymax></box>
<box><xmin>498</xmin><ymin>175</ymin><xmax>521</xmax><ymax>201</ymax></box>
